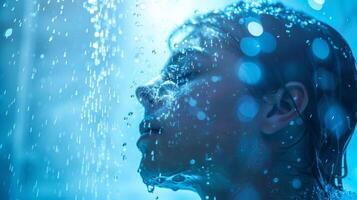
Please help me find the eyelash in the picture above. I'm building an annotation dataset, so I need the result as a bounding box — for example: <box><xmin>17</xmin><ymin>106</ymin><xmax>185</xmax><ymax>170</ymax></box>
<box><xmin>163</xmin><ymin>70</ymin><xmax>195</xmax><ymax>86</ymax></box>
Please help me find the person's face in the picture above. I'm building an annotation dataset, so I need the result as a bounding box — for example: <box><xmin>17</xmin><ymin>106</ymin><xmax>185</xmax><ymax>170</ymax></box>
<box><xmin>135</xmin><ymin>38</ymin><xmax>270</xmax><ymax>188</ymax></box>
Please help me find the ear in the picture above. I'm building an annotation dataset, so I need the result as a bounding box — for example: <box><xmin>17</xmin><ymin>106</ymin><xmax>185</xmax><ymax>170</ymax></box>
<box><xmin>260</xmin><ymin>82</ymin><xmax>309</xmax><ymax>135</ymax></box>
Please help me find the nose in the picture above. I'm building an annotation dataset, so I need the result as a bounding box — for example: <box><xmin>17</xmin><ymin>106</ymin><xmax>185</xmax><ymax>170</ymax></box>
<box><xmin>136</xmin><ymin>79</ymin><xmax>178</xmax><ymax>110</ymax></box>
<box><xmin>136</xmin><ymin>75</ymin><xmax>162</xmax><ymax>108</ymax></box>
<box><xmin>135</xmin><ymin>86</ymin><xmax>149</xmax><ymax>107</ymax></box>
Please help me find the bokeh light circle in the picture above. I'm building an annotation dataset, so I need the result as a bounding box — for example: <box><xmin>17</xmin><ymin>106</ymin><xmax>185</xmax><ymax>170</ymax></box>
<box><xmin>312</xmin><ymin>38</ymin><xmax>330</xmax><ymax>60</ymax></box>
<box><xmin>247</xmin><ymin>21</ymin><xmax>264</xmax><ymax>37</ymax></box>
<box><xmin>240</xmin><ymin>37</ymin><xmax>261</xmax><ymax>56</ymax></box>
<box><xmin>237</xmin><ymin>95</ymin><xmax>259</xmax><ymax>122</ymax></box>
<box><xmin>237</xmin><ymin>62</ymin><xmax>262</xmax><ymax>85</ymax></box>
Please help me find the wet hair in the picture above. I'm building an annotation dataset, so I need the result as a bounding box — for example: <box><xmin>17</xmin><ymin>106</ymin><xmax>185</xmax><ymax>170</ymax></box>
<box><xmin>168</xmin><ymin>1</ymin><xmax>357</xmax><ymax>193</ymax></box>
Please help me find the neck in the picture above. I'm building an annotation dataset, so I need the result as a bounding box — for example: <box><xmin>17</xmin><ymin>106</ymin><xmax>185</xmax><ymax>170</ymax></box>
<box><xmin>195</xmin><ymin>164</ymin><xmax>321</xmax><ymax>200</ymax></box>
<box><xmin>194</xmin><ymin>129</ymin><xmax>323</xmax><ymax>200</ymax></box>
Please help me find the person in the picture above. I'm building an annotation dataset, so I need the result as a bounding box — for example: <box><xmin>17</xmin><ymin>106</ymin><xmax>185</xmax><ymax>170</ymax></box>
<box><xmin>135</xmin><ymin>2</ymin><xmax>357</xmax><ymax>199</ymax></box>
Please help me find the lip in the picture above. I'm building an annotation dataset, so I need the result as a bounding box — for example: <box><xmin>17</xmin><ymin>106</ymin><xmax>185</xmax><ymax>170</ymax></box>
<box><xmin>137</xmin><ymin>131</ymin><xmax>162</xmax><ymax>153</ymax></box>
<box><xmin>139</xmin><ymin>118</ymin><xmax>163</xmax><ymax>135</ymax></box>
<box><xmin>137</xmin><ymin>117</ymin><xmax>163</xmax><ymax>152</ymax></box>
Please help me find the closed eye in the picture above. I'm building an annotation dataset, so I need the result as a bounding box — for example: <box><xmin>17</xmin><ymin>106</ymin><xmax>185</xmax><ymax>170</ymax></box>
<box><xmin>161</xmin><ymin>48</ymin><xmax>212</xmax><ymax>85</ymax></box>
<box><xmin>161</xmin><ymin>68</ymin><xmax>196</xmax><ymax>86</ymax></box>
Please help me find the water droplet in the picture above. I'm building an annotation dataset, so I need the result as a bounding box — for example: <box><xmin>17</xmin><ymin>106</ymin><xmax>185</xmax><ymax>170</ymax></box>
<box><xmin>4</xmin><ymin>28</ymin><xmax>12</xmax><ymax>38</ymax></box>
<box><xmin>190</xmin><ymin>159</ymin><xmax>196</xmax><ymax>165</ymax></box>
<box><xmin>146</xmin><ymin>184</ymin><xmax>155</xmax><ymax>193</ymax></box>
<box><xmin>172</xmin><ymin>174</ymin><xmax>185</xmax><ymax>182</ymax></box>
<box><xmin>273</xmin><ymin>177</ymin><xmax>279</xmax><ymax>183</ymax></box>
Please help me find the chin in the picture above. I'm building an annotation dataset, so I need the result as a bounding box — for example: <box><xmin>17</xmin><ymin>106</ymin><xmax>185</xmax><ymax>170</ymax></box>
<box><xmin>139</xmin><ymin>162</ymin><xmax>199</xmax><ymax>193</ymax></box>
<box><xmin>138</xmin><ymin>156</ymin><xmax>197</xmax><ymax>190</ymax></box>
<box><xmin>139</xmin><ymin>158</ymin><xmax>161</xmax><ymax>184</ymax></box>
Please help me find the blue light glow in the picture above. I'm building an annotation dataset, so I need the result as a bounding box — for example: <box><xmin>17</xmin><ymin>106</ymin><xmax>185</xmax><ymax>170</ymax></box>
<box><xmin>2</xmin><ymin>0</ymin><xmax>357</xmax><ymax>199</ymax></box>
<box><xmin>247</xmin><ymin>21</ymin><xmax>264</xmax><ymax>37</ymax></box>
<box><xmin>197</xmin><ymin>111</ymin><xmax>207</xmax><ymax>120</ymax></box>
<box><xmin>314</xmin><ymin>68</ymin><xmax>336</xmax><ymax>90</ymax></box>
<box><xmin>211</xmin><ymin>75</ymin><xmax>222</xmax><ymax>82</ymax></box>
<box><xmin>323</xmin><ymin>104</ymin><xmax>347</xmax><ymax>137</ymax></box>
<box><xmin>235</xmin><ymin>185</ymin><xmax>260</xmax><ymax>200</ymax></box>
<box><xmin>258</xmin><ymin>32</ymin><xmax>277</xmax><ymax>53</ymax></box>
<box><xmin>188</xmin><ymin>97</ymin><xmax>197</xmax><ymax>107</ymax></box>
<box><xmin>237</xmin><ymin>62</ymin><xmax>262</xmax><ymax>85</ymax></box>
<box><xmin>312</xmin><ymin>38</ymin><xmax>330</xmax><ymax>60</ymax></box>
<box><xmin>308</xmin><ymin>0</ymin><xmax>325</xmax><ymax>10</ymax></box>
<box><xmin>240</xmin><ymin>37</ymin><xmax>261</xmax><ymax>56</ymax></box>
<box><xmin>292</xmin><ymin>178</ymin><xmax>302</xmax><ymax>189</ymax></box>
<box><xmin>237</xmin><ymin>95</ymin><xmax>259</xmax><ymax>122</ymax></box>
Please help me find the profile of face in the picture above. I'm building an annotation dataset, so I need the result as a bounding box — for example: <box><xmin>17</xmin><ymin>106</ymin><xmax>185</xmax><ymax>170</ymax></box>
<box><xmin>135</xmin><ymin>2</ymin><xmax>356</xmax><ymax>199</ymax></box>
<box><xmin>135</xmin><ymin>31</ymin><xmax>308</xmax><ymax>192</ymax></box>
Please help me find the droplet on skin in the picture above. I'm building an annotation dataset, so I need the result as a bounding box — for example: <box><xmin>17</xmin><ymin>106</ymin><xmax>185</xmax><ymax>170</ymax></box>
<box><xmin>190</xmin><ymin>159</ymin><xmax>196</xmax><ymax>165</ymax></box>
<box><xmin>273</xmin><ymin>177</ymin><xmax>279</xmax><ymax>183</ymax></box>
<box><xmin>146</xmin><ymin>184</ymin><xmax>155</xmax><ymax>193</ymax></box>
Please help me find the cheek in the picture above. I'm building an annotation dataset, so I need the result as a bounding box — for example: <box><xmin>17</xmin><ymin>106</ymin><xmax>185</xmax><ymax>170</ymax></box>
<box><xmin>160</xmin><ymin>82</ymin><xmax>217</xmax><ymax>138</ymax></box>
<box><xmin>178</xmin><ymin>80</ymin><xmax>242</xmax><ymax>131</ymax></box>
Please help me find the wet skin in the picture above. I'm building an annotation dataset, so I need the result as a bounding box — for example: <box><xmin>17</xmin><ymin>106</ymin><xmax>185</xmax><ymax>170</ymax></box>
<box><xmin>136</xmin><ymin>38</ymin><xmax>314</xmax><ymax>199</ymax></box>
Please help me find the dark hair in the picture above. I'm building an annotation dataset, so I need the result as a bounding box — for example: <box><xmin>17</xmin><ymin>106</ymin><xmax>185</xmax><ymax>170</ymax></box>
<box><xmin>169</xmin><ymin>1</ymin><xmax>357</xmax><ymax>193</ymax></box>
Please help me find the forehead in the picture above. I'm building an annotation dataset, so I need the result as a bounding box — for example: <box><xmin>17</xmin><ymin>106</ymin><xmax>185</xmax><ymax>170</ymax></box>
<box><xmin>169</xmin><ymin>24</ymin><xmax>229</xmax><ymax>53</ymax></box>
<box><xmin>161</xmin><ymin>48</ymin><xmax>211</xmax><ymax>74</ymax></box>
<box><xmin>162</xmin><ymin>25</ymin><xmax>243</xmax><ymax>78</ymax></box>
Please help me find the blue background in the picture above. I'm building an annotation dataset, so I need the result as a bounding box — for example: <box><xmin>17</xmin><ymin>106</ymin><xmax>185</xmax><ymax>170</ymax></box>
<box><xmin>0</xmin><ymin>0</ymin><xmax>356</xmax><ymax>199</ymax></box>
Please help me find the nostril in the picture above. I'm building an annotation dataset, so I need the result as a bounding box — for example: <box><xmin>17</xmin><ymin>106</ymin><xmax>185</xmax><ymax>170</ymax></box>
<box><xmin>136</xmin><ymin>86</ymin><xmax>149</xmax><ymax>103</ymax></box>
<box><xmin>136</xmin><ymin>86</ymin><xmax>158</xmax><ymax>107</ymax></box>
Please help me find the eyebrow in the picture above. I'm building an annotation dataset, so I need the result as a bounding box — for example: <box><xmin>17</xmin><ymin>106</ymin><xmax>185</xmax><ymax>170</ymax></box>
<box><xmin>161</xmin><ymin>48</ymin><xmax>212</xmax><ymax>75</ymax></box>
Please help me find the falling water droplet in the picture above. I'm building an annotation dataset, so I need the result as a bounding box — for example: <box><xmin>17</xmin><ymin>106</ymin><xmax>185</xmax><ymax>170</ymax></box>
<box><xmin>147</xmin><ymin>184</ymin><xmax>155</xmax><ymax>193</ymax></box>
<box><xmin>4</xmin><ymin>28</ymin><xmax>13</xmax><ymax>38</ymax></box>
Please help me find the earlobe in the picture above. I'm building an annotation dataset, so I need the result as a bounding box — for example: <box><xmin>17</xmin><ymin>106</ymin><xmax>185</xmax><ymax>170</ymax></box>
<box><xmin>260</xmin><ymin>82</ymin><xmax>308</xmax><ymax>135</ymax></box>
